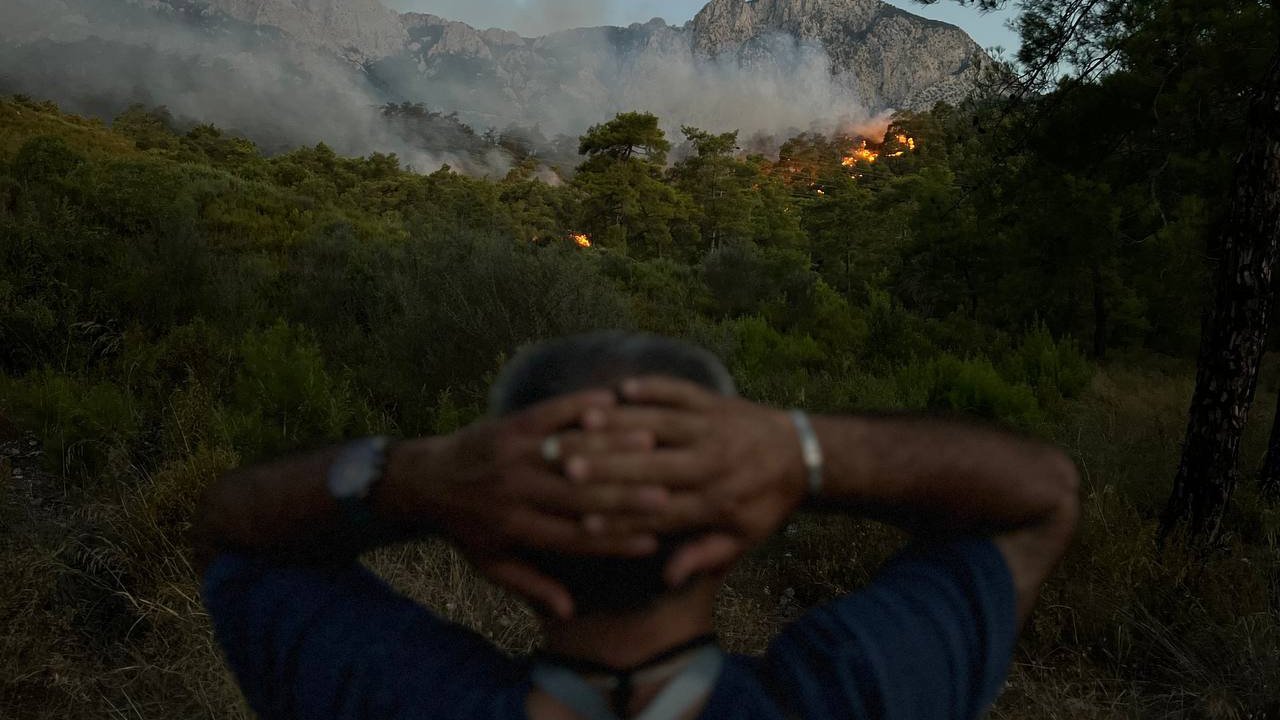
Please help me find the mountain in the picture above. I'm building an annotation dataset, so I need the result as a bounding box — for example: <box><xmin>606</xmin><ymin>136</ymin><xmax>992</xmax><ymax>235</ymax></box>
<box><xmin>0</xmin><ymin>0</ymin><xmax>991</xmax><ymax>169</ymax></box>
<box><xmin>691</xmin><ymin>0</ymin><xmax>988</xmax><ymax>109</ymax></box>
<box><xmin>195</xmin><ymin>0</ymin><xmax>408</xmax><ymax>62</ymax></box>
<box><xmin>183</xmin><ymin>0</ymin><xmax>990</xmax><ymax>128</ymax></box>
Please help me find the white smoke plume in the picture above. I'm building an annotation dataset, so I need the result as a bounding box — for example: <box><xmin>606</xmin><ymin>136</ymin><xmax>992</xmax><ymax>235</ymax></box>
<box><xmin>0</xmin><ymin>0</ymin><xmax>504</xmax><ymax>174</ymax></box>
<box><xmin>0</xmin><ymin>0</ymin><xmax>889</xmax><ymax>173</ymax></box>
<box><xmin>385</xmin><ymin>0</ymin><xmax>687</xmax><ymax>36</ymax></box>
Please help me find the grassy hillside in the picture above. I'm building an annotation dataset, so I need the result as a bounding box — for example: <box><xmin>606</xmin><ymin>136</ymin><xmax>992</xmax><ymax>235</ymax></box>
<box><xmin>0</xmin><ymin>95</ymin><xmax>1277</xmax><ymax>718</ymax></box>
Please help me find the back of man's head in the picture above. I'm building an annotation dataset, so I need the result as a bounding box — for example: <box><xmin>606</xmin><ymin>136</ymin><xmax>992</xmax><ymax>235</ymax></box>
<box><xmin>489</xmin><ymin>331</ymin><xmax>735</xmax><ymax>615</ymax></box>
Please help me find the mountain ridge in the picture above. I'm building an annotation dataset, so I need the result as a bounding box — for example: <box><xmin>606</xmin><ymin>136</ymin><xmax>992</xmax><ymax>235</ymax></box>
<box><xmin>184</xmin><ymin>0</ymin><xmax>990</xmax><ymax>118</ymax></box>
<box><xmin>0</xmin><ymin>0</ymin><xmax>992</xmax><ymax>170</ymax></box>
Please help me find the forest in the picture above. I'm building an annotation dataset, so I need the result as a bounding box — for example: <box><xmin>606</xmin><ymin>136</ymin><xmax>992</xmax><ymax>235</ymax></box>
<box><xmin>2</xmin><ymin>0</ymin><xmax>1280</xmax><ymax>717</ymax></box>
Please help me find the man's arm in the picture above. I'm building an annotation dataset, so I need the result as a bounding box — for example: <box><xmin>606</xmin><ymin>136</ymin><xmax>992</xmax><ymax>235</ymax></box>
<box><xmin>806</xmin><ymin>414</ymin><xmax>1079</xmax><ymax>624</ymax></box>
<box><xmin>573</xmin><ymin>378</ymin><xmax>1080</xmax><ymax>626</ymax></box>
<box><xmin>193</xmin><ymin>389</ymin><xmax>670</xmax><ymax>618</ymax></box>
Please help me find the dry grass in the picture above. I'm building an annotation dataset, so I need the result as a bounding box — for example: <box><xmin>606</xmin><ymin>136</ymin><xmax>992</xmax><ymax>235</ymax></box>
<box><xmin>3</xmin><ymin>364</ymin><xmax>1280</xmax><ymax>719</ymax></box>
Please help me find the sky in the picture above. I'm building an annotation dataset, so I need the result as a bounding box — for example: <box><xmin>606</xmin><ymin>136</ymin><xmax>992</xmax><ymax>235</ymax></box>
<box><xmin>384</xmin><ymin>0</ymin><xmax>1021</xmax><ymax>55</ymax></box>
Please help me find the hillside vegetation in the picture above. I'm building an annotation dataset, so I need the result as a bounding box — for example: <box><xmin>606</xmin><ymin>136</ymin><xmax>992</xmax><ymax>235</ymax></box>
<box><xmin>0</xmin><ymin>93</ymin><xmax>1278</xmax><ymax>718</ymax></box>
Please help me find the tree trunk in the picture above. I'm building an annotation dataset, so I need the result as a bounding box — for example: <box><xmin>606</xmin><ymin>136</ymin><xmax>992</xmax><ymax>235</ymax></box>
<box><xmin>1161</xmin><ymin>48</ymin><xmax>1280</xmax><ymax>544</ymax></box>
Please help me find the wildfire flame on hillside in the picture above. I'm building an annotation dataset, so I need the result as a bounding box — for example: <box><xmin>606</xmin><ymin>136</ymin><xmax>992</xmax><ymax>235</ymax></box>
<box><xmin>841</xmin><ymin>133</ymin><xmax>917</xmax><ymax>167</ymax></box>
<box><xmin>762</xmin><ymin>128</ymin><xmax>920</xmax><ymax>196</ymax></box>
<box><xmin>571</xmin><ymin>233</ymin><xmax>592</xmax><ymax>248</ymax></box>
<box><xmin>842</xmin><ymin>140</ymin><xmax>879</xmax><ymax>167</ymax></box>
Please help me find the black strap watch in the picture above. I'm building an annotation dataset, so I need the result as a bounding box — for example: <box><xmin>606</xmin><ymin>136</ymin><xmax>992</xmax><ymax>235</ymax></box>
<box><xmin>327</xmin><ymin>436</ymin><xmax>392</xmax><ymax>530</ymax></box>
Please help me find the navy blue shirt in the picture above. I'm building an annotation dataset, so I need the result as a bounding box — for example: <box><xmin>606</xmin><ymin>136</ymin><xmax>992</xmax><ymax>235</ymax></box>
<box><xmin>203</xmin><ymin>538</ymin><xmax>1015</xmax><ymax>719</ymax></box>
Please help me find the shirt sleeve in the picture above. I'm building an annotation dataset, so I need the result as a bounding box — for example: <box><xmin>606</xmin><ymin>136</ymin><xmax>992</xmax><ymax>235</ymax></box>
<box><xmin>201</xmin><ymin>553</ymin><xmax>520</xmax><ymax>720</ymax></box>
<box><xmin>762</xmin><ymin>537</ymin><xmax>1017</xmax><ymax>720</ymax></box>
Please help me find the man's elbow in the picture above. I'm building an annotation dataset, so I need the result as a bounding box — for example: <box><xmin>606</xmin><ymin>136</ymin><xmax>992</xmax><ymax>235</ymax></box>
<box><xmin>191</xmin><ymin>472</ymin><xmax>239</xmax><ymax>577</ymax></box>
<box><xmin>1043</xmin><ymin>449</ymin><xmax>1081</xmax><ymax>548</ymax></box>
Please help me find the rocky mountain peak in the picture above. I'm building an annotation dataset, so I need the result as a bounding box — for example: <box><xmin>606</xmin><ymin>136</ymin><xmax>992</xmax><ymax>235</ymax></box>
<box><xmin>691</xmin><ymin>0</ymin><xmax>988</xmax><ymax>110</ymax></box>
<box><xmin>692</xmin><ymin>0</ymin><xmax>884</xmax><ymax>53</ymax></box>
<box><xmin>197</xmin><ymin>0</ymin><xmax>407</xmax><ymax>61</ymax></box>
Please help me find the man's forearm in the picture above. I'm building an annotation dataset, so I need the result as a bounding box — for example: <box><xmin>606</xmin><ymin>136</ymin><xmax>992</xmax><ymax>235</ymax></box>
<box><xmin>810</xmin><ymin>414</ymin><xmax>1079</xmax><ymax>537</ymax></box>
<box><xmin>808</xmin><ymin>413</ymin><xmax>1080</xmax><ymax>625</ymax></box>
<box><xmin>193</xmin><ymin>439</ymin><xmax>439</xmax><ymax>572</ymax></box>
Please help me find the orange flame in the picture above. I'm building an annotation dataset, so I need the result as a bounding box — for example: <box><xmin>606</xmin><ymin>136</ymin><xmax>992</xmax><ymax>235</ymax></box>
<box><xmin>571</xmin><ymin>233</ymin><xmax>592</xmax><ymax>248</ymax></box>
<box><xmin>842</xmin><ymin>140</ymin><xmax>879</xmax><ymax>167</ymax></box>
<box><xmin>843</xmin><ymin>134</ymin><xmax>917</xmax><ymax>168</ymax></box>
<box><xmin>886</xmin><ymin>133</ymin><xmax>917</xmax><ymax>158</ymax></box>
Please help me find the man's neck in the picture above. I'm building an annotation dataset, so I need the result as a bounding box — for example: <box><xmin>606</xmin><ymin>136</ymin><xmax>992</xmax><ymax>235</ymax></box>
<box><xmin>541</xmin><ymin>589</ymin><xmax>717</xmax><ymax>668</ymax></box>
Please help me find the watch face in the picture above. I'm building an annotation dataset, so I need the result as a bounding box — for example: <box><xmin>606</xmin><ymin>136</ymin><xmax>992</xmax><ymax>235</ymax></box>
<box><xmin>329</xmin><ymin>438</ymin><xmax>388</xmax><ymax>500</ymax></box>
<box><xmin>330</xmin><ymin>457</ymin><xmax>370</xmax><ymax>499</ymax></box>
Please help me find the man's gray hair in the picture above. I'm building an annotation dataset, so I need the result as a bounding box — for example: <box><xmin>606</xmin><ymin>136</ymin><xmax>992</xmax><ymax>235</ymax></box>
<box><xmin>490</xmin><ymin>331</ymin><xmax>736</xmax><ymax>416</ymax></box>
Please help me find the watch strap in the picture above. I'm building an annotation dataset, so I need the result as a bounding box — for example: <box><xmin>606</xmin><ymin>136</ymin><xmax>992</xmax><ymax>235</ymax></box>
<box><xmin>328</xmin><ymin>436</ymin><xmax>391</xmax><ymax>531</ymax></box>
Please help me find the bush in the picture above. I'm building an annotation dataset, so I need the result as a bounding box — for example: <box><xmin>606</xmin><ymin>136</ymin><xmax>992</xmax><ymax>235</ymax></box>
<box><xmin>14</xmin><ymin>136</ymin><xmax>84</xmax><ymax>185</ymax></box>
<box><xmin>795</xmin><ymin>280</ymin><xmax>868</xmax><ymax>360</ymax></box>
<box><xmin>1004</xmin><ymin>322</ymin><xmax>1093</xmax><ymax>402</ymax></box>
<box><xmin>701</xmin><ymin>243</ymin><xmax>816</xmax><ymax>324</ymax></box>
<box><xmin>221</xmin><ymin>321</ymin><xmax>364</xmax><ymax>459</ymax></box>
<box><xmin>897</xmin><ymin>354</ymin><xmax>1041</xmax><ymax>427</ymax></box>
<box><xmin>0</xmin><ymin>369</ymin><xmax>139</xmax><ymax>478</ymax></box>
<box><xmin>863</xmin><ymin>288</ymin><xmax>931</xmax><ymax>370</ymax></box>
<box><xmin>694</xmin><ymin>316</ymin><xmax>826</xmax><ymax>404</ymax></box>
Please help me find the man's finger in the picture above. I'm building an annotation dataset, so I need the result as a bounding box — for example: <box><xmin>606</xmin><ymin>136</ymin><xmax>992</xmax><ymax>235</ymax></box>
<box><xmin>510</xmin><ymin>389</ymin><xmax>617</xmax><ymax>434</ymax></box>
<box><xmin>513</xmin><ymin>470</ymin><xmax>669</xmax><ymax>514</ymax></box>
<box><xmin>505</xmin><ymin>508</ymin><xmax>659</xmax><ymax>556</ymax></box>
<box><xmin>586</xmin><ymin>407</ymin><xmax>709</xmax><ymax>446</ymax></box>
<box><xmin>537</xmin><ymin>480</ymin><xmax>672</xmax><ymax>515</ymax></box>
<box><xmin>620</xmin><ymin>376</ymin><xmax>719</xmax><ymax>411</ymax></box>
<box><xmin>575</xmin><ymin>484</ymin><xmax>671</xmax><ymax>514</ymax></box>
<box><xmin>555</xmin><ymin>429</ymin><xmax>656</xmax><ymax>460</ymax></box>
<box><xmin>665</xmin><ymin>533</ymin><xmax>744</xmax><ymax>587</ymax></box>
<box><xmin>478</xmin><ymin>558</ymin><xmax>574</xmax><ymax>620</ymax></box>
<box><xmin>566</xmin><ymin>449</ymin><xmax>712</xmax><ymax>488</ymax></box>
<box><xmin>500</xmin><ymin>430</ymin><xmax>652</xmax><ymax>468</ymax></box>
<box><xmin>599</xmin><ymin>494</ymin><xmax>716</xmax><ymax>535</ymax></box>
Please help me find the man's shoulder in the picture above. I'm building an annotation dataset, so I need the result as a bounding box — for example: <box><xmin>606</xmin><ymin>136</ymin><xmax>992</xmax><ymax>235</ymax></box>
<box><xmin>698</xmin><ymin>655</ymin><xmax>791</xmax><ymax>719</ymax></box>
<box><xmin>203</xmin><ymin>552</ymin><xmax>527</xmax><ymax>719</ymax></box>
<box><xmin>752</xmin><ymin>538</ymin><xmax>1016</xmax><ymax>720</ymax></box>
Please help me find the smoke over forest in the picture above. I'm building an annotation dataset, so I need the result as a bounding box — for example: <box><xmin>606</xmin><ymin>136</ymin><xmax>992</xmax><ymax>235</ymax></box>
<box><xmin>0</xmin><ymin>0</ymin><xmax>887</xmax><ymax>174</ymax></box>
<box><xmin>0</xmin><ymin>0</ymin><xmax>503</xmax><ymax>172</ymax></box>
<box><xmin>384</xmin><ymin>0</ymin><xmax>637</xmax><ymax>36</ymax></box>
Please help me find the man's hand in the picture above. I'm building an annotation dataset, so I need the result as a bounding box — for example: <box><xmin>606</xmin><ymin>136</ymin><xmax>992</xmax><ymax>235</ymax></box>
<box><xmin>561</xmin><ymin>378</ymin><xmax>810</xmax><ymax>587</ymax></box>
<box><xmin>556</xmin><ymin>378</ymin><xmax>1079</xmax><ymax>628</ymax></box>
<box><xmin>383</xmin><ymin>389</ymin><xmax>673</xmax><ymax>619</ymax></box>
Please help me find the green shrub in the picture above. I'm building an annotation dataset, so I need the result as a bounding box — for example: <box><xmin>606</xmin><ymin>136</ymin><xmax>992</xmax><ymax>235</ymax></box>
<box><xmin>14</xmin><ymin>135</ymin><xmax>85</xmax><ymax>185</ymax></box>
<box><xmin>700</xmin><ymin>243</ymin><xmax>816</xmax><ymax>324</ymax></box>
<box><xmin>1001</xmin><ymin>322</ymin><xmax>1093</xmax><ymax>402</ymax></box>
<box><xmin>0</xmin><ymin>369</ymin><xmax>139</xmax><ymax>478</ymax></box>
<box><xmin>863</xmin><ymin>288</ymin><xmax>931</xmax><ymax>370</ymax></box>
<box><xmin>897</xmin><ymin>354</ymin><xmax>1041</xmax><ymax>426</ymax></box>
<box><xmin>221</xmin><ymin>321</ymin><xmax>363</xmax><ymax>459</ymax></box>
<box><xmin>694</xmin><ymin>316</ymin><xmax>826</xmax><ymax>404</ymax></box>
<box><xmin>797</xmin><ymin>280</ymin><xmax>868</xmax><ymax>360</ymax></box>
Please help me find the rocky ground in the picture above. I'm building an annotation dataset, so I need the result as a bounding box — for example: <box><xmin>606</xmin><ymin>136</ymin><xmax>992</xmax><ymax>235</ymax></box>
<box><xmin>0</xmin><ymin>418</ymin><xmax>66</xmax><ymax>526</ymax></box>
